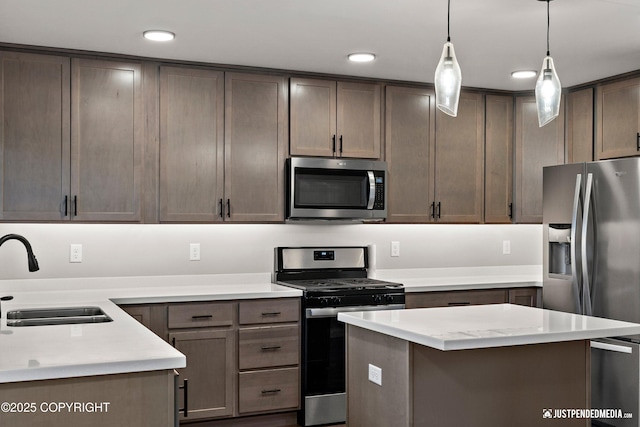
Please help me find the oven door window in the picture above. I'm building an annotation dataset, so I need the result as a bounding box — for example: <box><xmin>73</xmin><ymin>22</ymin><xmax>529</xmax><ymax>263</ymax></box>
<box><xmin>294</xmin><ymin>168</ymin><xmax>368</xmax><ymax>209</ymax></box>
<box><xmin>305</xmin><ymin>316</ymin><xmax>345</xmax><ymax>395</ymax></box>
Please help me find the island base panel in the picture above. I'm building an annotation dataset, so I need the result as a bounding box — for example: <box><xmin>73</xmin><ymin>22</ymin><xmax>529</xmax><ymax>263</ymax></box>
<box><xmin>346</xmin><ymin>325</ymin><xmax>411</xmax><ymax>427</ymax></box>
<box><xmin>412</xmin><ymin>340</ymin><xmax>590</xmax><ymax>427</ymax></box>
<box><xmin>346</xmin><ymin>325</ymin><xmax>590</xmax><ymax>427</ymax></box>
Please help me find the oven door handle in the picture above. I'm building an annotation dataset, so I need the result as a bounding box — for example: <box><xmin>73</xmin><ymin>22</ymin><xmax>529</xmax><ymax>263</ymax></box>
<box><xmin>367</xmin><ymin>171</ymin><xmax>376</xmax><ymax>210</ymax></box>
<box><xmin>306</xmin><ymin>304</ymin><xmax>405</xmax><ymax>318</ymax></box>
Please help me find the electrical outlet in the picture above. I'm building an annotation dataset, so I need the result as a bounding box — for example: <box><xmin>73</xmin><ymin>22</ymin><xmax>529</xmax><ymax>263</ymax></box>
<box><xmin>368</xmin><ymin>363</ymin><xmax>382</xmax><ymax>386</ymax></box>
<box><xmin>502</xmin><ymin>240</ymin><xmax>511</xmax><ymax>255</ymax></box>
<box><xmin>70</xmin><ymin>244</ymin><xmax>82</xmax><ymax>263</ymax></box>
<box><xmin>391</xmin><ymin>241</ymin><xmax>400</xmax><ymax>257</ymax></box>
<box><xmin>190</xmin><ymin>243</ymin><xmax>201</xmax><ymax>261</ymax></box>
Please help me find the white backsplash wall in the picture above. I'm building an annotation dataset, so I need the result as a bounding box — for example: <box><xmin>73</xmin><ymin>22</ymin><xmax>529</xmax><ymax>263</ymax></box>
<box><xmin>0</xmin><ymin>223</ymin><xmax>542</xmax><ymax>280</ymax></box>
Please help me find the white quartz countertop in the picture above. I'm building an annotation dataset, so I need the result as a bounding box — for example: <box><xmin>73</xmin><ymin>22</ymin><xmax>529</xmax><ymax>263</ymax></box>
<box><xmin>338</xmin><ymin>303</ymin><xmax>640</xmax><ymax>351</ymax></box>
<box><xmin>374</xmin><ymin>265</ymin><xmax>542</xmax><ymax>292</ymax></box>
<box><xmin>0</xmin><ymin>274</ymin><xmax>302</xmax><ymax>383</ymax></box>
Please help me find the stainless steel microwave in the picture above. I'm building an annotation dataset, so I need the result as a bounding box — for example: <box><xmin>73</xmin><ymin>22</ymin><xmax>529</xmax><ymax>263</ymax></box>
<box><xmin>286</xmin><ymin>157</ymin><xmax>387</xmax><ymax>221</ymax></box>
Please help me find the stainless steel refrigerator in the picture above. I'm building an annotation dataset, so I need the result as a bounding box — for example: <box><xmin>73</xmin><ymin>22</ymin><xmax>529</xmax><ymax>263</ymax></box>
<box><xmin>543</xmin><ymin>158</ymin><xmax>640</xmax><ymax>427</ymax></box>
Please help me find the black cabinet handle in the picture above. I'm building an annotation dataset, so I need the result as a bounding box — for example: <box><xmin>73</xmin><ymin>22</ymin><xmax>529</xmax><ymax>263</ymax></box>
<box><xmin>261</xmin><ymin>311</ymin><xmax>281</xmax><ymax>317</ymax></box>
<box><xmin>260</xmin><ymin>345</ymin><xmax>282</xmax><ymax>351</ymax></box>
<box><xmin>63</xmin><ymin>195</ymin><xmax>68</xmax><ymax>217</ymax></box>
<box><xmin>172</xmin><ymin>337</ymin><xmax>176</xmax><ymax>347</ymax></box>
<box><xmin>637</xmin><ymin>132</ymin><xmax>640</xmax><ymax>151</ymax></box>
<box><xmin>179</xmin><ymin>379</ymin><xmax>189</xmax><ymax>417</ymax></box>
<box><xmin>191</xmin><ymin>315</ymin><xmax>213</xmax><ymax>320</ymax></box>
<box><xmin>332</xmin><ymin>135</ymin><xmax>336</xmax><ymax>154</ymax></box>
<box><xmin>73</xmin><ymin>195</ymin><xmax>78</xmax><ymax>216</ymax></box>
<box><xmin>339</xmin><ymin>135</ymin><xmax>343</xmax><ymax>155</ymax></box>
<box><xmin>226</xmin><ymin>199</ymin><xmax>231</xmax><ymax>218</ymax></box>
<box><xmin>437</xmin><ymin>202</ymin><xmax>441</xmax><ymax>219</ymax></box>
<box><xmin>219</xmin><ymin>199</ymin><xmax>224</xmax><ymax>219</ymax></box>
<box><xmin>261</xmin><ymin>388</ymin><xmax>281</xmax><ymax>395</ymax></box>
<box><xmin>508</xmin><ymin>202</ymin><xmax>513</xmax><ymax>219</ymax></box>
<box><xmin>430</xmin><ymin>202</ymin><xmax>435</xmax><ymax>219</ymax></box>
<box><xmin>448</xmin><ymin>302</ymin><xmax>471</xmax><ymax>306</ymax></box>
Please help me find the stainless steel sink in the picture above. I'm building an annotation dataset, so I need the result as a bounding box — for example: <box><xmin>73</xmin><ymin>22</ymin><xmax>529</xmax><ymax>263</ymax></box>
<box><xmin>5</xmin><ymin>306</ymin><xmax>113</xmax><ymax>327</ymax></box>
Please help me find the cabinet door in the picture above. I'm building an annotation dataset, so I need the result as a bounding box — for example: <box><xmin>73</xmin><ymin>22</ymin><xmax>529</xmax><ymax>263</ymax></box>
<box><xmin>434</xmin><ymin>91</ymin><xmax>485</xmax><ymax>223</ymax></box>
<box><xmin>224</xmin><ymin>73</ymin><xmax>287</xmax><ymax>221</ymax></box>
<box><xmin>384</xmin><ymin>85</ymin><xmax>435</xmax><ymax>222</ymax></box>
<box><xmin>170</xmin><ymin>329</ymin><xmax>235</xmax><ymax>420</ymax></box>
<box><xmin>159</xmin><ymin>66</ymin><xmax>224</xmax><ymax>222</ymax></box>
<box><xmin>71</xmin><ymin>58</ymin><xmax>143</xmax><ymax>221</ymax></box>
<box><xmin>566</xmin><ymin>87</ymin><xmax>594</xmax><ymax>163</ymax></box>
<box><xmin>0</xmin><ymin>51</ymin><xmax>70</xmax><ymax>221</ymax></box>
<box><xmin>508</xmin><ymin>287</ymin><xmax>541</xmax><ymax>307</ymax></box>
<box><xmin>485</xmin><ymin>95</ymin><xmax>514</xmax><ymax>223</ymax></box>
<box><xmin>337</xmin><ymin>81</ymin><xmax>381</xmax><ymax>158</ymax></box>
<box><xmin>289</xmin><ymin>78</ymin><xmax>336</xmax><ymax>157</ymax></box>
<box><xmin>515</xmin><ymin>95</ymin><xmax>564</xmax><ymax>223</ymax></box>
<box><xmin>596</xmin><ymin>77</ymin><xmax>640</xmax><ymax>159</ymax></box>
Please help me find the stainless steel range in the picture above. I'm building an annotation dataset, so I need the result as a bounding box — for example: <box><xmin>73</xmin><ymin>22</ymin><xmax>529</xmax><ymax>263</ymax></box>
<box><xmin>273</xmin><ymin>246</ymin><xmax>405</xmax><ymax>426</ymax></box>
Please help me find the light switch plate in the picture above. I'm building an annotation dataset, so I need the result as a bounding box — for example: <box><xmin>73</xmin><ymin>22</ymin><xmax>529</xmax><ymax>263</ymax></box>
<box><xmin>391</xmin><ymin>241</ymin><xmax>400</xmax><ymax>257</ymax></box>
<box><xmin>502</xmin><ymin>240</ymin><xmax>511</xmax><ymax>255</ymax></box>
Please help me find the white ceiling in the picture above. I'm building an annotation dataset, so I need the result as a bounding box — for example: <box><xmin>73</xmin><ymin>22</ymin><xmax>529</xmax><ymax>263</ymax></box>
<box><xmin>0</xmin><ymin>0</ymin><xmax>639</xmax><ymax>91</ymax></box>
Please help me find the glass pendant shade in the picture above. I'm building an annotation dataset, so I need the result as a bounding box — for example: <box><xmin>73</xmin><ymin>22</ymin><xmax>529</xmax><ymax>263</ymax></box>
<box><xmin>434</xmin><ymin>41</ymin><xmax>462</xmax><ymax>117</ymax></box>
<box><xmin>535</xmin><ymin>55</ymin><xmax>562</xmax><ymax>127</ymax></box>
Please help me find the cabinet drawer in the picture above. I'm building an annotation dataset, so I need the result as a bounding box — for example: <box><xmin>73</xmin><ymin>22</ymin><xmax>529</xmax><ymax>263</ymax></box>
<box><xmin>239</xmin><ymin>299</ymin><xmax>300</xmax><ymax>325</ymax></box>
<box><xmin>239</xmin><ymin>367</ymin><xmax>299</xmax><ymax>414</ymax></box>
<box><xmin>167</xmin><ymin>302</ymin><xmax>234</xmax><ymax>329</ymax></box>
<box><xmin>239</xmin><ymin>325</ymin><xmax>299</xmax><ymax>370</ymax></box>
<box><xmin>405</xmin><ymin>289</ymin><xmax>508</xmax><ymax>309</ymax></box>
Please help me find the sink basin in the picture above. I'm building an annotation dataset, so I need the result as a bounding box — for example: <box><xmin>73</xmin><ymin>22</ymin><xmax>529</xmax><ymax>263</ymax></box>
<box><xmin>5</xmin><ymin>306</ymin><xmax>113</xmax><ymax>327</ymax></box>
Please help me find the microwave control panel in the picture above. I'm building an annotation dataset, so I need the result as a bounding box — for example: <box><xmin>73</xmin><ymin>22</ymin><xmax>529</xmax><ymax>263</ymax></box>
<box><xmin>374</xmin><ymin>172</ymin><xmax>385</xmax><ymax>210</ymax></box>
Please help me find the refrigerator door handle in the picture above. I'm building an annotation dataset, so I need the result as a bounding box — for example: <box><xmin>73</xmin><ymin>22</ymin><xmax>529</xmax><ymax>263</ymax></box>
<box><xmin>570</xmin><ymin>173</ymin><xmax>583</xmax><ymax>314</ymax></box>
<box><xmin>581</xmin><ymin>173</ymin><xmax>594</xmax><ymax>316</ymax></box>
<box><xmin>590</xmin><ymin>340</ymin><xmax>633</xmax><ymax>354</ymax></box>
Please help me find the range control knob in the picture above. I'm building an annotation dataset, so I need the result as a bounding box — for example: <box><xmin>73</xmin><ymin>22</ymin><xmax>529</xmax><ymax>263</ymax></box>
<box><xmin>372</xmin><ymin>294</ymin><xmax>383</xmax><ymax>304</ymax></box>
<box><xmin>331</xmin><ymin>296</ymin><xmax>342</xmax><ymax>305</ymax></box>
<box><xmin>319</xmin><ymin>297</ymin><xmax>330</xmax><ymax>306</ymax></box>
<box><xmin>385</xmin><ymin>294</ymin><xmax>395</xmax><ymax>303</ymax></box>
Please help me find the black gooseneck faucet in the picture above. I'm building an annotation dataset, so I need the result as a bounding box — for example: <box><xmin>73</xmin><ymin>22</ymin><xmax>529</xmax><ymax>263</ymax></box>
<box><xmin>0</xmin><ymin>234</ymin><xmax>39</xmax><ymax>272</ymax></box>
<box><xmin>1</xmin><ymin>234</ymin><xmax>40</xmax><ymax>317</ymax></box>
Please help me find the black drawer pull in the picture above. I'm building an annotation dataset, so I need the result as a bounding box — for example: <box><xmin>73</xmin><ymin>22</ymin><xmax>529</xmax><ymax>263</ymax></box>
<box><xmin>261</xmin><ymin>388</ymin><xmax>281</xmax><ymax>395</ymax></box>
<box><xmin>448</xmin><ymin>302</ymin><xmax>471</xmax><ymax>306</ymax></box>
<box><xmin>179</xmin><ymin>379</ymin><xmax>189</xmax><ymax>417</ymax></box>
<box><xmin>637</xmin><ymin>132</ymin><xmax>640</xmax><ymax>151</ymax></box>
<box><xmin>260</xmin><ymin>345</ymin><xmax>282</xmax><ymax>351</ymax></box>
<box><xmin>261</xmin><ymin>312</ymin><xmax>281</xmax><ymax>317</ymax></box>
<box><xmin>191</xmin><ymin>315</ymin><xmax>213</xmax><ymax>320</ymax></box>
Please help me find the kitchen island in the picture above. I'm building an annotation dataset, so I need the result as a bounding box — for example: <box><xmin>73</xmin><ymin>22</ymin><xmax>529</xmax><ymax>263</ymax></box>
<box><xmin>338</xmin><ymin>304</ymin><xmax>640</xmax><ymax>427</ymax></box>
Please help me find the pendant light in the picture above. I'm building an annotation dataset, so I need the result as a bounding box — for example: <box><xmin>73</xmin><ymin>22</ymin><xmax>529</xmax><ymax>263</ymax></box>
<box><xmin>434</xmin><ymin>0</ymin><xmax>462</xmax><ymax>117</ymax></box>
<box><xmin>535</xmin><ymin>0</ymin><xmax>561</xmax><ymax>127</ymax></box>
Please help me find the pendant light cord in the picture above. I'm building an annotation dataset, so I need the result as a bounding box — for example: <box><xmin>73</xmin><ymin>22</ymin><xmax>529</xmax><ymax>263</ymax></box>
<box><xmin>447</xmin><ymin>0</ymin><xmax>451</xmax><ymax>42</ymax></box>
<box><xmin>546</xmin><ymin>0</ymin><xmax>550</xmax><ymax>56</ymax></box>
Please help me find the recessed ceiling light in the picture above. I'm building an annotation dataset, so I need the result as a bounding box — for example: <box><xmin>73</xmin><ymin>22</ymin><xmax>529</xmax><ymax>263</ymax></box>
<box><xmin>348</xmin><ymin>53</ymin><xmax>376</xmax><ymax>63</ymax></box>
<box><xmin>511</xmin><ymin>70</ymin><xmax>537</xmax><ymax>79</ymax></box>
<box><xmin>143</xmin><ymin>30</ymin><xmax>175</xmax><ymax>42</ymax></box>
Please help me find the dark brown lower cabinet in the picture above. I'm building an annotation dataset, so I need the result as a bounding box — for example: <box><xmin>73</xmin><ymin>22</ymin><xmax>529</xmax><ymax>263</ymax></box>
<box><xmin>119</xmin><ymin>298</ymin><xmax>301</xmax><ymax>424</ymax></box>
<box><xmin>405</xmin><ymin>287</ymin><xmax>541</xmax><ymax>309</ymax></box>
